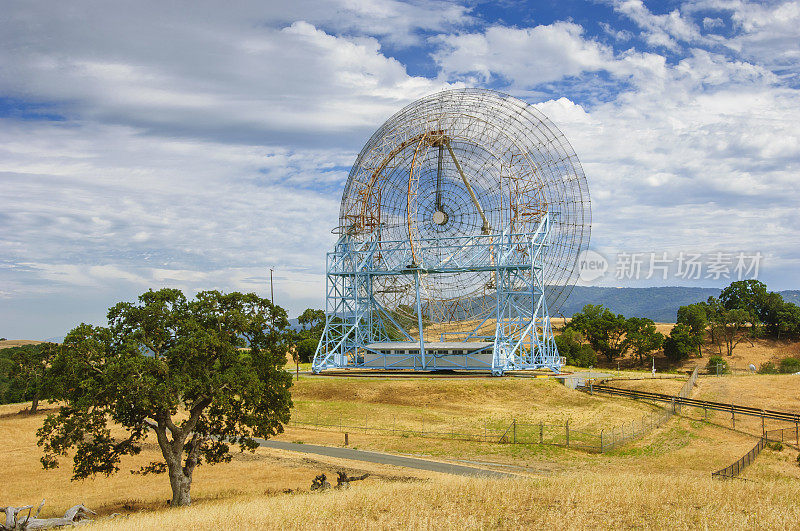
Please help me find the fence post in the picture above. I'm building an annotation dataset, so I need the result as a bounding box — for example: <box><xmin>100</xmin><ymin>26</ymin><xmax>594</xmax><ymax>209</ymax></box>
<box><xmin>540</xmin><ymin>421</ymin><xmax>543</xmax><ymax>444</ymax></box>
<box><xmin>600</xmin><ymin>429</ymin><xmax>604</xmax><ymax>451</ymax></box>
<box><xmin>566</xmin><ymin>421</ymin><xmax>570</xmax><ymax>448</ymax></box>
<box><xmin>761</xmin><ymin>411</ymin><xmax>765</xmax><ymax>437</ymax></box>
<box><xmin>731</xmin><ymin>408</ymin><xmax>735</xmax><ymax>429</ymax></box>
<box><xmin>513</xmin><ymin>419</ymin><xmax>517</xmax><ymax>444</ymax></box>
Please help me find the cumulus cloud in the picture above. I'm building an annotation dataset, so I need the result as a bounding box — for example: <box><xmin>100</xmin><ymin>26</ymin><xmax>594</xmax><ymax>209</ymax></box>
<box><xmin>1</xmin><ymin>0</ymin><xmax>799</xmax><ymax>338</ymax></box>
<box><xmin>611</xmin><ymin>0</ymin><xmax>703</xmax><ymax>50</ymax></box>
<box><xmin>0</xmin><ymin>3</ymin><xmax>455</xmax><ymax>148</ymax></box>
<box><xmin>432</xmin><ymin>22</ymin><xmax>613</xmax><ymax>87</ymax></box>
<box><xmin>431</xmin><ymin>11</ymin><xmax>800</xmax><ymax>292</ymax></box>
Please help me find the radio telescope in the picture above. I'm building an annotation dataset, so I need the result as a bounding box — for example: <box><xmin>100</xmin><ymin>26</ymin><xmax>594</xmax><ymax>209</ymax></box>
<box><xmin>313</xmin><ymin>88</ymin><xmax>590</xmax><ymax>375</ymax></box>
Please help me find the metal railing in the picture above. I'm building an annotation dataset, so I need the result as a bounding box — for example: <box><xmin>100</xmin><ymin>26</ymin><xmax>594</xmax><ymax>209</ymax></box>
<box><xmin>583</xmin><ymin>380</ymin><xmax>800</xmax><ymax>425</ymax></box>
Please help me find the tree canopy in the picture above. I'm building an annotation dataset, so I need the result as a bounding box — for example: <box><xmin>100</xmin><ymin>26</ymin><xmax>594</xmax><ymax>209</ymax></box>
<box><xmin>294</xmin><ymin>308</ymin><xmax>326</xmax><ymax>364</ymax></box>
<box><xmin>567</xmin><ymin>305</ymin><xmax>630</xmax><ymax>362</ymax></box>
<box><xmin>676</xmin><ymin>303</ymin><xmax>707</xmax><ymax>356</ymax></box>
<box><xmin>38</xmin><ymin>289</ymin><xmax>293</xmax><ymax>507</ymax></box>
<box><xmin>0</xmin><ymin>342</ymin><xmax>58</xmax><ymax>411</ymax></box>
<box><xmin>626</xmin><ymin>317</ymin><xmax>664</xmax><ymax>365</ymax></box>
<box><xmin>663</xmin><ymin>323</ymin><xmax>694</xmax><ymax>363</ymax></box>
<box><xmin>554</xmin><ymin>328</ymin><xmax>597</xmax><ymax>368</ymax></box>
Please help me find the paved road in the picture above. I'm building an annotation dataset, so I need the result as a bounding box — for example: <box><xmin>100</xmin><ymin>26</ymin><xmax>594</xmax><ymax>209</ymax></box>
<box><xmin>257</xmin><ymin>439</ymin><xmax>513</xmax><ymax>478</ymax></box>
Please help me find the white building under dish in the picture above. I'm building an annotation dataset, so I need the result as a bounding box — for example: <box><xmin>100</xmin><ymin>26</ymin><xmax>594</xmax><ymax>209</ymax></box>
<box><xmin>364</xmin><ymin>342</ymin><xmax>494</xmax><ymax>370</ymax></box>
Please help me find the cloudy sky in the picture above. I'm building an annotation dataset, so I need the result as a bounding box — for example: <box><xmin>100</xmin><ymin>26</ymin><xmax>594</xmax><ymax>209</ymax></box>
<box><xmin>2</xmin><ymin>0</ymin><xmax>799</xmax><ymax>338</ymax></box>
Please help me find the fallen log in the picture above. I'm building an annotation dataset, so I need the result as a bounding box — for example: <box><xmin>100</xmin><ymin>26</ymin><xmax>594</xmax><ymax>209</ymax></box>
<box><xmin>335</xmin><ymin>471</ymin><xmax>369</xmax><ymax>489</ymax></box>
<box><xmin>0</xmin><ymin>500</ymin><xmax>95</xmax><ymax>529</ymax></box>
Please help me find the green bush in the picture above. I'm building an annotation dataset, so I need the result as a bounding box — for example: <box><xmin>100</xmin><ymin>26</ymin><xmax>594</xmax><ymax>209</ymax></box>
<box><xmin>759</xmin><ymin>357</ymin><xmax>800</xmax><ymax>374</ymax></box>
<box><xmin>779</xmin><ymin>357</ymin><xmax>800</xmax><ymax>374</ymax></box>
<box><xmin>706</xmin><ymin>355</ymin><xmax>729</xmax><ymax>374</ymax></box>
<box><xmin>767</xmin><ymin>441</ymin><xmax>783</xmax><ymax>451</ymax></box>
<box><xmin>295</xmin><ymin>337</ymin><xmax>319</xmax><ymax>364</ymax></box>
<box><xmin>758</xmin><ymin>361</ymin><xmax>779</xmax><ymax>374</ymax></box>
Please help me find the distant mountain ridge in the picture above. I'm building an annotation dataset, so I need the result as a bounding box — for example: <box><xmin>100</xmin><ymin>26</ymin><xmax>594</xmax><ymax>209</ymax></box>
<box><xmin>23</xmin><ymin>288</ymin><xmax>800</xmax><ymax>341</ymax></box>
<box><xmin>561</xmin><ymin>286</ymin><xmax>800</xmax><ymax>323</ymax></box>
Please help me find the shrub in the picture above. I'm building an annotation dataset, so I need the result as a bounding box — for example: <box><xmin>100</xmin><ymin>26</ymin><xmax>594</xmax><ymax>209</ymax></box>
<box><xmin>760</xmin><ymin>357</ymin><xmax>800</xmax><ymax>374</ymax></box>
<box><xmin>706</xmin><ymin>355</ymin><xmax>729</xmax><ymax>374</ymax></box>
<box><xmin>758</xmin><ymin>361</ymin><xmax>779</xmax><ymax>374</ymax></box>
<box><xmin>779</xmin><ymin>357</ymin><xmax>800</xmax><ymax>374</ymax></box>
<box><xmin>767</xmin><ymin>442</ymin><xmax>783</xmax><ymax>451</ymax></box>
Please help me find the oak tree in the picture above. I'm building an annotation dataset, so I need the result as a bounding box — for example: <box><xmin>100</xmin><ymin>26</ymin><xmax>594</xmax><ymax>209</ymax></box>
<box><xmin>38</xmin><ymin>289</ymin><xmax>293</xmax><ymax>507</ymax></box>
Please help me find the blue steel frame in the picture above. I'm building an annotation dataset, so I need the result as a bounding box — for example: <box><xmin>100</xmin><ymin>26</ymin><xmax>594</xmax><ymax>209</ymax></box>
<box><xmin>312</xmin><ymin>214</ymin><xmax>560</xmax><ymax>375</ymax></box>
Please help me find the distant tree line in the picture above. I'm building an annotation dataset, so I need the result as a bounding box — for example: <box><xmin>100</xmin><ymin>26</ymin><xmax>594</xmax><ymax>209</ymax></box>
<box><xmin>663</xmin><ymin>279</ymin><xmax>800</xmax><ymax>364</ymax></box>
<box><xmin>558</xmin><ymin>279</ymin><xmax>800</xmax><ymax>368</ymax></box>
<box><xmin>0</xmin><ymin>342</ymin><xmax>57</xmax><ymax>410</ymax></box>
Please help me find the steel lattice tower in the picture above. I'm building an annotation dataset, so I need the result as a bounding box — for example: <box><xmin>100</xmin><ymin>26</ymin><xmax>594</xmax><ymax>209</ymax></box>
<box><xmin>313</xmin><ymin>89</ymin><xmax>590</xmax><ymax>375</ymax></box>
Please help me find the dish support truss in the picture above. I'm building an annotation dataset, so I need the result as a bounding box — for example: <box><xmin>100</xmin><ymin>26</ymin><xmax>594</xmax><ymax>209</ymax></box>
<box><xmin>312</xmin><ymin>214</ymin><xmax>560</xmax><ymax>376</ymax></box>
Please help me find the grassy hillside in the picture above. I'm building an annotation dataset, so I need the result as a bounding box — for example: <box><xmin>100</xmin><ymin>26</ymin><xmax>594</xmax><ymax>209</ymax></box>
<box><xmin>290</xmin><ymin>376</ymin><xmax>657</xmax><ymax>432</ymax></box>
<box><xmin>0</xmin><ymin>402</ymin><xmax>439</xmax><ymax>517</ymax></box>
<box><xmin>0</xmin><ymin>339</ymin><xmax>43</xmax><ymax>348</ymax></box>
<box><xmin>3</xmin><ymin>371</ymin><xmax>799</xmax><ymax>528</ymax></box>
<box><xmin>86</xmin><ymin>471</ymin><xmax>800</xmax><ymax>530</ymax></box>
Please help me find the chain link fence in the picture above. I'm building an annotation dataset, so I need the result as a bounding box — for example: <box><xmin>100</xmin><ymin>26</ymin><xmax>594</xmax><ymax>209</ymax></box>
<box><xmin>597</xmin><ymin>366</ymin><xmax>699</xmax><ymax>452</ymax></box>
<box><xmin>287</xmin><ymin>414</ymin><xmax>602</xmax><ymax>450</ymax></box>
<box><xmin>287</xmin><ymin>368</ymin><xmax>700</xmax><ymax>454</ymax></box>
<box><xmin>712</xmin><ymin>426</ymin><xmax>799</xmax><ymax>479</ymax></box>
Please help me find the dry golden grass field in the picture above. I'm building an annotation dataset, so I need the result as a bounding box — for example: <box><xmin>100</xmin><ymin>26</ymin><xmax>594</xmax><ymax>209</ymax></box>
<box><xmin>0</xmin><ymin>339</ymin><xmax>43</xmax><ymax>348</ymax></box>
<box><xmin>86</xmin><ymin>470</ymin><xmax>800</xmax><ymax>530</ymax></box>
<box><xmin>290</xmin><ymin>375</ymin><xmax>658</xmax><ymax>432</ymax></box>
<box><xmin>3</xmin><ymin>368</ymin><xmax>800</xmax><ymax>528</ymax></box>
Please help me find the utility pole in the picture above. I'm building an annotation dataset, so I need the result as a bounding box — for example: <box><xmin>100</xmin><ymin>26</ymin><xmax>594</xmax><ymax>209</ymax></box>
<box><xmin>270</xmin><ymin>268</ymin><xmax>274</xmax><ymax>307</ymax></box>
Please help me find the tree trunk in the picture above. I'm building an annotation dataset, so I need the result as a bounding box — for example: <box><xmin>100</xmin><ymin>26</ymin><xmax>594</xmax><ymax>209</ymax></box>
<box><xmin>168</xmin><ymin>466</ymin><xmax>192</xmax><ymax>506</ymax></box>
<box><xmin>30</xmin><ymin>393</ymin><xmax>39</xmax><ymax>413</ymax></box>
<box><xmin>153</xmin><ymin>422</ymin><xmax>194</xmax><ymax>507</ymax></box>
